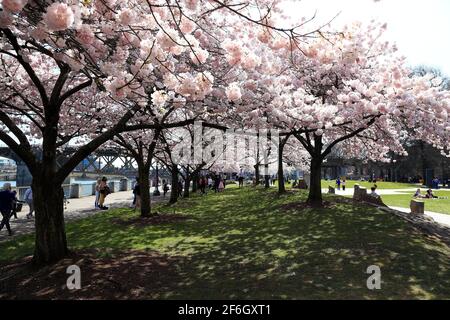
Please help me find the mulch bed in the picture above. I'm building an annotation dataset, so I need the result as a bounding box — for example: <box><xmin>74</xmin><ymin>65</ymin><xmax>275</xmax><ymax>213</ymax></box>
<box><xmin>112</xmin><ymin>213</ymin><xmax>192</xmax><ymax>227</ymax></box>
<box><xmin>0</xmin><ymin>249</ymin><xmax>185</xmax><ymax>300</ymax></box>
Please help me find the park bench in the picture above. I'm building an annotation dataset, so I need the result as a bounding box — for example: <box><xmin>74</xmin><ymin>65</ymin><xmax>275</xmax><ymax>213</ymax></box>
<box><xmin>328</xmin><ymin>186</ymin><xmax>335</xmax><ymax>194</ymax></box>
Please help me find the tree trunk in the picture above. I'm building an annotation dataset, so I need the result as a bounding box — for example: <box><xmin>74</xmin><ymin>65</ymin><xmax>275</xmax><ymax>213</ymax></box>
<box><xmin>32</xmin><ymin>177</ymin><xmax>68</xmax><ymax>265</ymax></box>
<box><xmin>254</xmin><ymin>164</ymin><xmax>260</xmax><ymax>185</ymax></box>
<box><xmin>278</xmin><ymin>140</ymin><xmax>286</xmax><ymax>194</ymax></box>
<box><xmin>307</xmin><ymin>157</ymin><xmax>323</xmax><ymax>206</ymax></box>
<box><xmin>183</xmin><ymin>177</ymin><xmax>190</xmax><ymax>198</ymax></box>
<box><xmin>138</xmin><ymin>162</ymin><xmax>152</xmax><ymax>217</ymax></box>
<box><xmin>192</xmin><ymin>171</ymin><xmax>199</xmax><ymax>193</ymax></box>
<box><xmin>170</xmin><ymin>165</ymin><xmax>179</xmax><ymax>204</ymax></box>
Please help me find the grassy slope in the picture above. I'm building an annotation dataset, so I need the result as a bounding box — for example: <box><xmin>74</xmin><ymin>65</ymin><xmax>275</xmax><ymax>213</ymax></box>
<box><xmin>1</xmin><ymin>187</ymin><xmax>450</xmax><ymax>299</ymax></box>
<box><xmin>381</xmin><ymin>191</ymin><xmax>450</xmax><ymax>215</ymax></box>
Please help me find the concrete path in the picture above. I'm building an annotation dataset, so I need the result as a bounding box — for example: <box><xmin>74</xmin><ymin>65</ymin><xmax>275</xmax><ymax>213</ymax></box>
<box><xmin>0</xmin><ymin>190</ymin><xmax>170</xmax><ymax>243</ymax></box>
<box><xmin>389</xmin><ymin>206</ymin><xmax>450</xmax><ymax>227</ymax></box>
<box><xmin>321</xmin><ymin>187</ymin><xmax>450</xmax><ymax>196</ymax></box>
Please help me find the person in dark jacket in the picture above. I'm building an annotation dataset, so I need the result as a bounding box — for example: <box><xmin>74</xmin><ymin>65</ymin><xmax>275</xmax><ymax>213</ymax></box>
<box><xmin>133</xmin><ymin>178</ymin><xmax>141</xmax><ymax>211</ymax></box>
<box><xmin>0</xmin><ymin>183</ymin><xmax>16</xmax><ymax>236</ymax></box>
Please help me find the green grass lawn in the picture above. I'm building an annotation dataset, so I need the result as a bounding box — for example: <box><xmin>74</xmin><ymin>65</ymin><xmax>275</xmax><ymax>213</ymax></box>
<box><xmin>321</xmin><ymin>179</ymin><xmax>419</xmax><ymax>190</ymax></box>
<box><xmin>1</xmin><ymin>187</ymin><xmax>450</xmax><ymax>299</ymax></box>
<box><xmin>381</xmin><ymin>191</ymin><xmax>450</xmax><ymax>215</ymax></box>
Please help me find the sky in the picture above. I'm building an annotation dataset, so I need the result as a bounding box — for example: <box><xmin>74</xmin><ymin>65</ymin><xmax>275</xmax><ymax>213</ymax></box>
<box><xmin>282</xmin><ymin>0</ymin><xmax>450</xmax><ymax>76</ymax></box>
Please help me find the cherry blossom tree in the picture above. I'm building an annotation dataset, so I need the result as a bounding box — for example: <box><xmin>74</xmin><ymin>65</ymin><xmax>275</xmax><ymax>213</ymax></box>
<box><xmin>2</xmin><ymin>0</ymin><xmax>310</xmax><ymax>264</ymax></box>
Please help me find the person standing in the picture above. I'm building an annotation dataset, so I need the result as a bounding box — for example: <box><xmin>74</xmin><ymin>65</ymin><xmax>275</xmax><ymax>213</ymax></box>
<box><xmin>94</xmin><ymin>178</ymin><xmax>102</xmax><ymax>209</ymax></box>
<box><xmin>133</xmin><ymin>179</ymin><xmax>141</xmax><ymax>211</ymax></box>
<box><xmin>98</xmin><ymin>177</ymin><xmax>110</xmax><ymax>210</ymax></box>
<box><xmin>207</xmin><ymin>176</ymin><xmax>213</xmax><ymax>190</ymax></box>
<box><xmin>199</xmin><ymin>176</ymin><xmax>206</xmax><ymax>195</ymax></box>
<box><xmin>0</xmin><ymin>183</ymin><xmax>15</xmax><ymax>236</ymax></box>
<box><xmin>342</xmin><ymin>179</ymin><xmax>346</xmax><ymax>191</ymax></box>
<box><xmin>218</xmin><ymin>179</ymin><xmax>225</xmax><ymax>192</ymax></box>
<box><xmin>24</xmin><ymin>187</ymin><xmax>34</xmax><ymax>219</ymax></box>
<box><xmin>178</xmin><ymin>180</ymin><xmax>184</xmax><ymax>198</ymax></box>
<box><xmin>336</xmin><ymin>177</ymin><xmax>341</xmax><ymax>190</ymax></box>
<box><xmin>163</xmin><ymin>180</ymin><xmax>169</xmax><ymax>197</ymax></box>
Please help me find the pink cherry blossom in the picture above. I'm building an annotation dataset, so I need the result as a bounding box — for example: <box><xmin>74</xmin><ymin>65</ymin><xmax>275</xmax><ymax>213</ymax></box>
<box><xmin>76</xmin><ymin>24</ymin><xmax>95</xmax><ymax>45</ymax></box>
<box><xmin>2</xmin><ymin>0</ymin><xmax>27</xmax><ymax>13</ymax></box>
<box><xmin>44</xmin><ymin>2</ymin><xmax>75</xmax><ymax>31</ymax></box>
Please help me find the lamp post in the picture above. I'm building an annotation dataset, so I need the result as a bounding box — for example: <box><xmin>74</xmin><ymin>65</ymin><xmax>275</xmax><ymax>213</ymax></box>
<box><xmin>153</xmin><ymin>162</ymin><xmax>160</xmax><ymax>196</ymax></box>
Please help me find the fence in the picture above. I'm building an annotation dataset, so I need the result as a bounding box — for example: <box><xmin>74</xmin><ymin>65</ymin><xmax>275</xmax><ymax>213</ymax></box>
<box><xmin>13</xmin><ymin>178</ymin><xmax>132</xmax><ymax>200</ymax></box>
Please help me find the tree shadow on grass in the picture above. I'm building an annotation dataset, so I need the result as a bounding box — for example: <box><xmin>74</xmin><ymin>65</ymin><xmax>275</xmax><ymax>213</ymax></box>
<box><xmin>1</xmin><ymin>187</ymin><xmax>450</xmax><ymax>299</ymax></box>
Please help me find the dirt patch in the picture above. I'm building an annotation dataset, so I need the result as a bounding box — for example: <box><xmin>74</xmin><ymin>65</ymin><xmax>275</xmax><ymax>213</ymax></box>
<box><xmin>112</xmin><ymin>214</ymin><xmax>192</xmax><ymax>227</ymax></box>
<box><xmin>0</xmin><ymin>249</ymin><xmax>185</xmax><ymax>299</ymax></box>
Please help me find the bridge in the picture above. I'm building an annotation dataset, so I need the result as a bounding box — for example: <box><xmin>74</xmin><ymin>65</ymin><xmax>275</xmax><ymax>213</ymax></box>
<box><xmin>0</xmin><ymin>146</ymin><xmax>139</xmax><ymax>186</ymax></box>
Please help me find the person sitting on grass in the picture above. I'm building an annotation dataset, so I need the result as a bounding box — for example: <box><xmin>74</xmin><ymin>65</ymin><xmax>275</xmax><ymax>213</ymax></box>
<box><xmin>425</xmin><ymin>189</ymin><xmax>438</xmax><ymax>199</ymax></box>
<box><xmin>413</xmin><ymin>188</ymin><xmax>425</xmax><ymax>198</ymax></box>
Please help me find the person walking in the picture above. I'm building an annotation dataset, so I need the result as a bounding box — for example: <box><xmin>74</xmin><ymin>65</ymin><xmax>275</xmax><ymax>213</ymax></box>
<box><xmin>0</xmin><ymin>183</ymin><xmax>16</xmax><ymax>236</ymax></box>
<box><xmin>336</xmin><ymin>177</ymin><xmax>341</xmax><ymax>190</ymax></box>
<box><xmin>238</xmin><ymin>176</ymin><xmax>244</xmax><ymax>188</ymax></box>
<box><xmin>342</xmin><ymin>179</ymin><xmax>346</xmax><ymax>192</ymax></box>
<box><xmin>178</xmin><ymin>180</ymin><xmax>184</xmax><ymax>198</ymax></box>
<box><xmin>24</xmin><ymin>187</ymin><xmax>34</xmax><ymax>219</ymax></box>
<box><xmin>9</xmin><ymin>190</ymin><xmax>19</xmax><ymax>219</ymax></box>
<box><xmin>218</xmin><ymin>179</ymin><xmax>225</xmax><ymax>192</ymax></box>
<box><xmin>94</xmin><ymin>178</ymin><xmax>102</xmax><ymax>209</ymax></box>
<box><xmin>98</xmin><ymin>177</ymin><xmax>110</xmax><ymax>210</ymax></box>
<box><xmin>199</xmin><ymin>176</ymin><xmax>206</xmax><ymax>195</ymax></box>
<box><xmin>214</xmin><ymin>176</ymin><xmax>220</xmax><ymax>193</ymax></box>
<box><xmin>163</xmin><ymin>180</ymin><xmax>169</xmax><ymax>197</ymax></box>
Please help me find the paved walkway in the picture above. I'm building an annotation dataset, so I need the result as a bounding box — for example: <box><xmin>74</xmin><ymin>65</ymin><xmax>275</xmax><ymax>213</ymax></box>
<box><xmin>321</xmin><ymin>187</ymin><xmax>450</xmax><ymax>196</ymax></box>
<box><xmin>0</xmin><ymin>190</ymin><xmax>170</xmax><ymax>242</ymax></box>
<box><xmin>389</xmin><ymin>206</ymin><xmax>450</xmax><ymax>227</ymax></box>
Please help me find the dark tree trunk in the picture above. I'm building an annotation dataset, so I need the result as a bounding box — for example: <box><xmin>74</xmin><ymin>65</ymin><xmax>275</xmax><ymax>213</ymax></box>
<box><xmin>278</xmin><ymin>140</ymin><xmax>286</xmax><ymax>194</ymax></box>
<box><xmin>170</xmin><ymin>165</ymin><xmax>179</xmax><ymax>204</ymax></box>
<box><xmin>32</xmin><ymin>174</ymin><xmax>68</xmax><ymax>265</ymax></box>
<box><xmin>183</xmin><ymin>177</ymin><xmax>190</xmax><ymax>198</ymax></box>
<box><xmin>307</xmin><ymin>157</ymin><xmax>323</xmax><ymax>206</ymax></box>
<box><xmin>254</xmin><ymin>164</ymin><xmax>260</xmax><ymax>185</ymax></box>
<box><xmin>192</xmin><ymin>171</ymin><xmax>199</xmax><ymax>193</ymax></box>
<box><xmin>138</xmin><ymin>161</ymin><xmax>152</xmax><ymax>217</ymax></box>
<box><xmin>420</xmin><ymin>141</ymin><xmax>427</xmax><ymax>181</ymax></box>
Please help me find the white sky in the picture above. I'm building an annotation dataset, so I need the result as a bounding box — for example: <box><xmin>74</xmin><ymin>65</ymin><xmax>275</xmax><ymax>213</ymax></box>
<box><xmin>282</xmin><ymin>0</ymin><xmax>450</xmax><ymax>76</ymax></box>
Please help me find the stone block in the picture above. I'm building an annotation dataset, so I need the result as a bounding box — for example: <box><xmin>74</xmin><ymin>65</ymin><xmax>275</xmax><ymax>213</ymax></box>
<box><xmin>410</xmin><ymin>200</ymin><xmax>425</xmax><ymax>214</ymax></box>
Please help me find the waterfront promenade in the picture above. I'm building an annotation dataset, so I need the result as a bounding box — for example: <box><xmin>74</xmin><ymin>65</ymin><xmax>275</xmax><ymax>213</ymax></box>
<box><xmin>0</xmin><ymin>190</ymin><xmax>170</xmax><ymax>242</ymax></box>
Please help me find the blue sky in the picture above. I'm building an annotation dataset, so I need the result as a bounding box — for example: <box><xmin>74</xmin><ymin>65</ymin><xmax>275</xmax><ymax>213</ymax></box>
<box><xmin>283</xmin><ymin>0</ymin><xmax>450</xmax><ymax>76</ymax></box>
